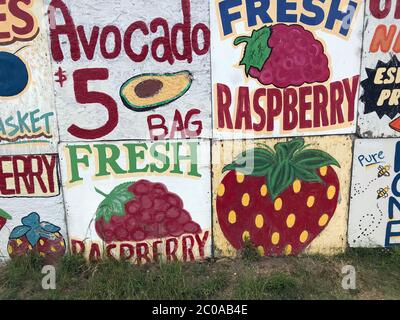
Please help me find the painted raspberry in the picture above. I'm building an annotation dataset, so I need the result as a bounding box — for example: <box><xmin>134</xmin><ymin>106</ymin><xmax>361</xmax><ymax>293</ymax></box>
<box><xmin>216</xmin><ymin>139</ymin><xmax>340</xmax><ymax>257</ymax></box>
<box><xmin>8</xmin><ymin>212</ymin><xmax>66</xmax><ymax>263</ymax></box>
<box><xmin>234</xmin><ymin>24</ymin><xmax>330</xmax><ymax>88</ymax></box>
<box><xmin>95</xmin><ymin>180</ymin><xmax>202</xmax><ymax>243</ymax></box>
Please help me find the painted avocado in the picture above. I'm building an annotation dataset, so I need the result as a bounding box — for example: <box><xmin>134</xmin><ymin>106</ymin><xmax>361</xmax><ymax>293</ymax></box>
<box><xmin>0</xmin><ymin>51</ymin><xmax>29</xmax><ymax>97</ymax></box>
<box><xmin>120</xmin><ymin>71</ymin><xmax>192</xmax><ymax>112</ymax></box>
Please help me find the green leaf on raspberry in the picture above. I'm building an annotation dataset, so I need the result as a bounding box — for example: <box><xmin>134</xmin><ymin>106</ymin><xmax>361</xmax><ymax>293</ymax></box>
<box><xmin>223</xmin><ymin>138</ymin><xmax>340</xmax><ymax>201</ymax></box>
<box><xmin>0</xmin><ymin>208</ymin><xmax>11</xmax><ymax>220</ymax></box>
<box><xmin>95</xmin><ymin>182</ymin><xmax>135</xmax><ymax>223</ymax></box>
<box><xmin>234</xmin><ymin>26</ymin><xmax>272</xmax><ymax>76</ymax></box>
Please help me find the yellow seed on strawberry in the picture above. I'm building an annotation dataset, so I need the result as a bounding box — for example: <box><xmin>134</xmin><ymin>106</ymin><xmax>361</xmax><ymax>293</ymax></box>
<box><xmin>228</xmin><ymin>210</ymin><xmax>237</xmax><ymax>224</ymax></box>
<box><xmin>287</xmin><ymin>214</ymin><xmax>296</xmax><ymax>228</ymax></box>
<box><xmin>284</xmin><ymin>244</ymin><xmax>292</xmax><ymax>255</ymax></box>
<box><xmin>255</xmin><ymin>214</ymin><xmax>264</xmax><ymax>229</ymax></box>
<box><xmin>293</xmin><ymin>180</ymin><xmax>301</xmax><ymax>193</ymax></box>
<box><xmin>260</xmin><ymin>184</ymin><xmax>268</xmax><ymax>197</ymax></box>
<box><xmin>51</xmin><ymin>247</ymin><xmax>57</xmax><ymax>252</ymax></box>
<box><xmin>236</xmin><ymin>172</ymin><xmax>245</xmax><ymax>183</ymax></box>
<box><xmin>327</xmin><ymin>186</ymin><xmax>336</xmax><ymax>200</ymax></box>
<box><xmin>39</xmin><ymin>239</ymin><xmax>44</xmax><ymax>246</ymax></box>
<box><xmin>274</xmin><ymin>198</ymin><xmax>283</xmax><ymax>211</ymax></box>
<box><xmin>217</xmin><ymin>184</ymin><xmax>225</xmax><ymax>197</ymax></box>
<box><xmin>258</xmin><ymin>246</ymin><xmax>265</xmax><ymax>256</ymax></box>
<box><xmin>16</xmin><ymin>239</ymin><xmax>22</xmax><ymax>246</ymax></box>
<box><xmin>242</xmin><ymin>231</ymin><xmax>250</xmax><ymax>241</ymax></box>
<box><xmin>60</xmin><ymin>241</ymin><xmax>65</xmax><ymax>247</ymax></box>
<box><xmin>300</xmin><ymin>231</ymin><xmax>309</xmax><ymax>243</ymax></box>
<box><xmin>272</xmin><ymin>232</ymin><xmax>280</xmax><ymax>245</ymax></box>
<box><xmin>242</xmin><ymin>193</ymin><xmax>250</xmax><ymax>207</ymax></box>
<box><xmin>307</xmin><ymin>196</ymin><xmax>315</xmax><ymax>208</ymax></box>
<box><xmin>7</xmin><ymin>245</ymin><xmax>13</xmax><ymax>255</ymax></box>
<box><xmin>319</xmin><ymin>214</ymin><xmax>329</xmax><ymax>227</ymax></box>
<box><xmin>40</xmin><ymin>252</ymin><xmax>45</xmax><ymax>257</ymax></box>
<box><xmin>320</xmin><ymin>166</ymin><xmax>328</xmax><ymax>176</ymax></box>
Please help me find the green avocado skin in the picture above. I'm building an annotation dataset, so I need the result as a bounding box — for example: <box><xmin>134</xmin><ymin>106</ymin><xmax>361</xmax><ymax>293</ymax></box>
<box><xmin>120</xmin><ymin>71</ymin><xmax>193</xmax><ymax>112</ymax></box>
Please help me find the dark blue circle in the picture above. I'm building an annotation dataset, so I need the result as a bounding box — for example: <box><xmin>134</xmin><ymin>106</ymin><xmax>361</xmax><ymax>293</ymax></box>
<box><xmin>0</xmin><ymin>51</ymin><xmax>29</xmax><ymax>97</ymax></box>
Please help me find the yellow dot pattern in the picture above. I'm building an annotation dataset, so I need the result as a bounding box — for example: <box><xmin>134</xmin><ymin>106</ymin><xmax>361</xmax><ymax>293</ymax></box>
<box><xmin>242</xmin><ymin>193</ymin><xmax>250</xmax><ymax>207</ymax></box>
<box><xmin>271</xmin><ymin>232</ymin><xmax>280</xmax><ymax>245</ymax></box>
<box><xmin>16</xmin><ymin>239</ymin><xmax>22</xmax><ymax>246</ymax></box>
<box><xmin>307</xmin><ymin>196</ymin><xmax>315</xmax><ymax>208</ymax></box>
<box><xmin>228</xmin><ymin>210</ymin><xmax>237</xmax><ymax>224</ymax></box>
<box><xmin>327</xmin><ymin>186</ymin><xmax>336</xmax><ymax>200</ymax></box>
<box><xmin>319</xmin><ymin>214</ymin><xmax>329</xmax><ymax>227</ymax></box>
<box><xmin>255</xmin><ymin>214</ymin><xmax>264</xmax><ymax>229</ymax></box>
<box><xmin>218</xmin><ymin>184</ymin><xmax>225</xmax><ymax>197</ymax></box>
<box><xmin>258</xmin><ymin>246</ymin><xmax>265</xmax><ymax>256</ymax></box>
<box><xmin>300</xmin><ymin>231</ymin><xmax>309</xmax><ymax>243</ymax></box>
<box><xmin>242</xmin><ymin>231</ymin><xmax>250</xmax><ymax>241</ymax></box>
<box><xmin>60</xmin><ymin>241</ymin><xmax>65</xmax><ymax>247</ymax></box>
<box><xmin>286</xmin><ymin>214</ymin><xmax>296</xmax><ymax>228</ymax></box>
<box><xmin>39</xmin><ymin>239</ymin><xmax>44</xmax><ymax>246</ymax></box>
<box><xmin>236</xmin><ymin>172</ymin><xmax>245</xmax><ymax>183</ymax></box>
<box><xmin>7</xmin><ymin>245</ymin><xmax>13</xmax><ymax>255</ymax></box>
<box><xmin>51</xmin><ymin>247</ymin><xmax>57</xmax><ymax>253</ymax></box>
<box><xmin>293</xmin><ymin>180</ymin><xmax>301</xmax><ymax>193</ymax></box>
<box><xmin>274</xmin><ymin>198</ymin><xmax>283</xmax><ymax>211</ymax></box>
<box><xmin>260</xmin><ymin>184</ymin><xmax>268</xmax><ymax>197</ymax></box>
<box><xmin>320</xmin><ymin>166</ymin><xmax>328</xmax><ymax>176</ymax></box>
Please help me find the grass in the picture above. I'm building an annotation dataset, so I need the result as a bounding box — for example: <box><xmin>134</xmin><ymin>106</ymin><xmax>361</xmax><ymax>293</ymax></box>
<box><xmin>0</xmin><ymin>248</ymin><xmax>399</xmax><ymax>300</ymax></box>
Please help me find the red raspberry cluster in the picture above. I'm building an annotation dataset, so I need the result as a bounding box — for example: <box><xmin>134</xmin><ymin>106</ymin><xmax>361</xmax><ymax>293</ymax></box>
<box><xmin>95</xmin><ymin>180</ymin><xmax>201</xmax><ymax>243</ymax></box>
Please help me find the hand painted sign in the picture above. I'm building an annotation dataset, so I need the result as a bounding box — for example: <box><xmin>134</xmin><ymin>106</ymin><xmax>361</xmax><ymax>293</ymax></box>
<box><xmin>59</xmin><ymin>140</ymin><xmax>211</xmax><ymax>264</ymax></box>
<box><xmin>212</xmin><ymin>136</ymin><xmax>353</xmax><ymax>257</ymax></box>
<box><xmin>0</xmin><ymin>154</ymin><xmax>59</xmax><ymax>198</ymax></box>
<box><xmin>349</xmin><ymin>139</ymin><xmax>400</xmax><ymax>248</ymax></box>
<box><xmin>358</xmin><ymin>0</ymin><xmax>400</xmax><ymax>137</ymax></box>
<box><xmin>211</xmin><ymin>0</ymin><xmax>364</xmax><ymax>139</ymax></box>
<box><xmin>46</xmin><ymin>0</ymin><xmax>211</xmax><ymax>142</ymax></box>
<box><xmin>0</xmin><ymin>0</ymin><xmax>59</xmax><ymax>154</ymax></box>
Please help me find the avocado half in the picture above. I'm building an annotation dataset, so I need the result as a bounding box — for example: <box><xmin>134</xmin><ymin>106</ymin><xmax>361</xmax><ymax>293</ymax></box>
<box><xmin>120</xmin><ymin>71</ymin><xmax>193</xmax><ymax>112</ymax></box>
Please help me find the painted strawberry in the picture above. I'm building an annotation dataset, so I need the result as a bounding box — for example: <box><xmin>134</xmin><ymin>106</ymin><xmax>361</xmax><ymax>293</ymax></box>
<box><xmin>234</xmin><ymin>24</ymin><xmax>330</xmax><ymax>88</ymax></box>
<box><xmin>0</xmin><ymin>208</ymin><xmax>11</xmax><ymax>232</ymax></box>
<box><xmin>95</xmin><ymin>180</ymin><xmax>202</xmax><ymax>243</ymax></box>
<box><xmin>8</xmin><ymin>212</ymin><xmax>66</xmax><ymax>262</ymax></box>
<box><xmin>216</xmin><ymin>138</ymin><xmax>340</xmax><ymax>257</ymax></box>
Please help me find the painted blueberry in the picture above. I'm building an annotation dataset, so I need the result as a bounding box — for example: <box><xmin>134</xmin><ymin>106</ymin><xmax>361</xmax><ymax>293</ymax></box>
<box><xmin>0</xmin><ymin>51</ymin><xmax>29</xmax><ymax>97</ymax></box>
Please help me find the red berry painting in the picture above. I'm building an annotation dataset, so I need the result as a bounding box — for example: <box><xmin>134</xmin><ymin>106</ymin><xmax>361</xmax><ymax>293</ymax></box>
<box><xmin>0</xmin><ymin>208</ymin><xmax>11</xmax><ymax>233</ymax></box>
<box><xmin>216</xmin><ymin>139</ymin><xmax>340</xmax><ymax>257</ymax></box>
<box><xmin>8</xmin><ymin>212</ymin><xmax>66</xmax><ymax>262</ymax></box>
<box><xmin>95</xmin><ymin>179</ymin><xmax>202</xmax><ymax>243</ymax></box>
<box><xmin>234</xmin><ymin>24</ymin><xmax>330</xmax><ymax>88</ymax></box>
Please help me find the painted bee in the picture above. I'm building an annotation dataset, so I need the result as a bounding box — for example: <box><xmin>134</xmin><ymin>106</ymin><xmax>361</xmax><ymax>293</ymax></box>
<box><xmin>377</xmin><ymin>186</ymin><xmax>390</xmax><ymax>199</ymax></box>
<box><xmin>378</xmin><ymin>165</ymin><xmax>391</xmax><ymax>178</ymax></box>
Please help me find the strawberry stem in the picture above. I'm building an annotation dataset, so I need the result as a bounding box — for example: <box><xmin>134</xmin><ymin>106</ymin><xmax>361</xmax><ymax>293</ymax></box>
<box><xmin>234</xmin><ymin>36</ymin><xmax>251</xmax><ymax>45</ymax></box>
<box><xmin>95</xmin><ymin>187</ymin><xmax>108</xmax><ymax>198</ymax></box>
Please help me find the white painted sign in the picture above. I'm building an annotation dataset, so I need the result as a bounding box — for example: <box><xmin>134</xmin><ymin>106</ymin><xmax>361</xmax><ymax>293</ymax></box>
<box><xmin>0</xmin><ymin>0</ymin><xmax>59</xmax><ymax>154</ymax></box>
<box><xmin>349</xmin><ymin>139</ymin><xmax>400</xmax><ymax>248</ymax></box>
<box><xmin>46</xmin><ymin>0</ymin><xmax>211</xmax><ymax>142</ymax></box>
<box><xmin>211</xmin><ymin>0</ymin><xmax>364</xmax><ymax>139</ymax></box>
<box><xmin>59</xmin><ymin>139</ymin><xmax>211</xmax><ymax>263</ymax></box>
<box><xmin>357</xmin><ymin>0</ymin><xmax>400</xmax><ymax>138</ymax></box>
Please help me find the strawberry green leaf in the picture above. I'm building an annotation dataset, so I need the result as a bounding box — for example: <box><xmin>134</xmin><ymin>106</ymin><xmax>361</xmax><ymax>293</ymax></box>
<box><xmin>292</xmin><ymin>149</ymin><xmax>340</xmax><ymax>169</ymax></box>
<box><xmin>95</xmin><ymin>182</ymin><xmax>135</xmax><ymax>223</ymax></box>
<box><xmin>266</xmin><ymin>161</ymin><xmax>295</xmax><ymax>201</ymax></box>
<box><xmin>224</xmin><ymin>138</ymin><xmax>340</xmax><ymax>201</ymax></box>
<box><xmin>223</xmin><ymin>148</ymin><xmax>275</xmax><ymax>176</ymax></box>
<box><xmin>0</xmin><ymin>208</ymin><xmax>11</xmax><ymax>220</ymax></box>
<box><xmin>234</xmin><ymin>26</ymin><xmax>272</xmax><ymax>76</ymax></box>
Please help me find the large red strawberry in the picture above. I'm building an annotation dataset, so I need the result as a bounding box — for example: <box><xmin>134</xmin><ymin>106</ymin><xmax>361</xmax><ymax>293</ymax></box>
<box><xmin>8</xmin><ymin>212</ymin><xmax>66</xmax><ymax>262</ymax></box>
<box><xmin>216</xmin><ymin>138</ymin><xmax>340</xmax><ymax>257</ymax></box>
<box><xmin>0</xmin><ymin>208</ymin><xmax>11</xmax><ymax>232</ymax></box>
<box><xmin>95</xmin><ymin>180</ymin><xmax>201</xmax><ymax>243</ymax></box>
<box><xmin>234</xmin><ymin>24</ymin><xmax>330</xmax><ymax>88</ymax></box>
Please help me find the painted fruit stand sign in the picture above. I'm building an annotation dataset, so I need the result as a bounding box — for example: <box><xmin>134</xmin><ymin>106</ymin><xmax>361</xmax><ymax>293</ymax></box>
<box><xmin>0</xmin><ymin>0</ymin><xmax>59</xmax><ymax>154</ymax></box>
<box><xmin>357</xmin><ymin>0</ymin><xmax>400</xmax><ymax>137</ymax></box>
<box><xmin>59</xmin><ymin>140</ymin><xmax>211</xmax><ymax>264</ymax></box>
<box><xmin>46</xmin><ymin>0</ymin><xmax>211</xmax><ymax>142</ymax></box>
<box><xmin>213</xmin><ymin>136</ymin><xmax>352</xmax><ymax>257</ymax></box>
<box><xmin>211</xmin><ymin>0</ymin><xmax>364</xmax><ymax>139</ymax></box>
<box><xmin>349</xmin><ymin>139</ymin><xmax>400</xmax><ymax>248</ymax></box>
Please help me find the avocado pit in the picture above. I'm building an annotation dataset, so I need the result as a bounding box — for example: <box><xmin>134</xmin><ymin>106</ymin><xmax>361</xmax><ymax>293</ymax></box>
<box><xmin>134</xmin><ymin>79</ymin><xmax>163</xmax><ymax>98</ymax></box>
